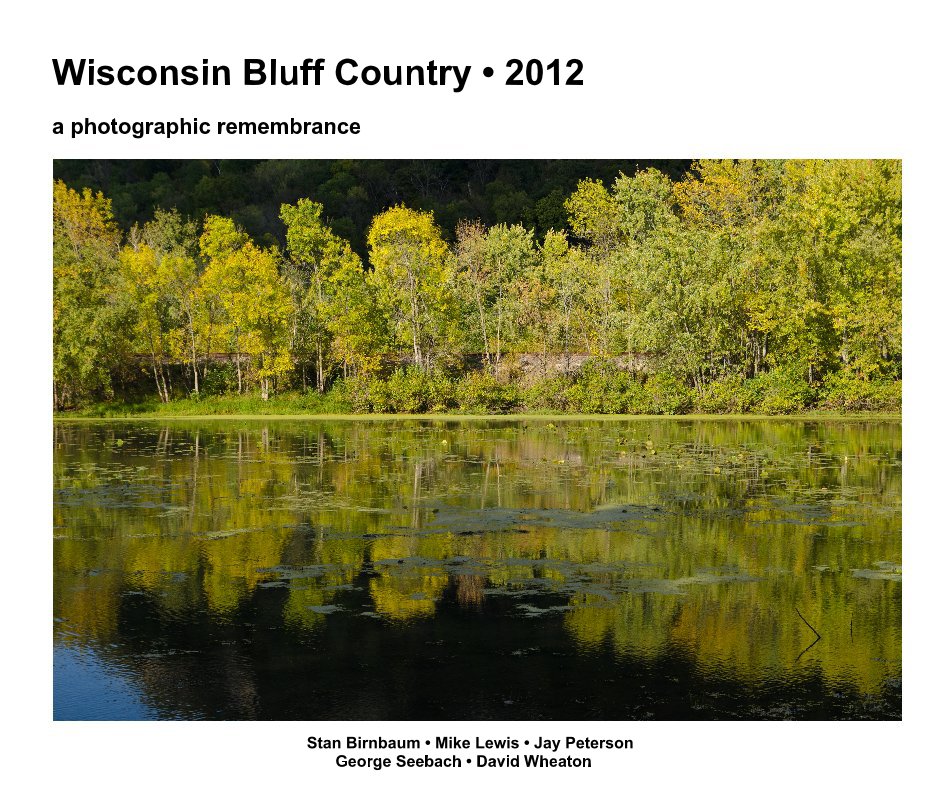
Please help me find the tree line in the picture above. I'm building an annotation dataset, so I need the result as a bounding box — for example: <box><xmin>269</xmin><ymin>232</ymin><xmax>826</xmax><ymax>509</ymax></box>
<box><xmin>53</xmin><ymin>159</ymin><xmax>901</xmax><ymax>414</ymax></box>
<box><xmin>52</xmin><ymin>159</ymin><xmax>692</xmax><ymax>256</ymax></box>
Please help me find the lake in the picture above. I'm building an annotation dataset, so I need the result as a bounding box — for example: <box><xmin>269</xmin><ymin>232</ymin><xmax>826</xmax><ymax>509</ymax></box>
<box><xmin>53</xmin><ymin>417</ymin><xmax>901</xmax><ymax>720</ymax></box>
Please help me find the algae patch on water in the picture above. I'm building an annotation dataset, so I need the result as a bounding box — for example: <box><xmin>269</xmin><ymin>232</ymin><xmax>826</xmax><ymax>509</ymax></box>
<box><xmin>851</xmin><ymin>561</ymin><xmax>902</xmax><ymax>581</ymax></box>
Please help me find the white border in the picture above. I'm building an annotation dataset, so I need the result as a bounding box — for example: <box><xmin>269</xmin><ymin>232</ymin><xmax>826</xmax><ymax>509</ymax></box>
<box><xmin>5</xmin><ymin>1</ymin><xmax>945</xmax><ymax>799</ymax></box>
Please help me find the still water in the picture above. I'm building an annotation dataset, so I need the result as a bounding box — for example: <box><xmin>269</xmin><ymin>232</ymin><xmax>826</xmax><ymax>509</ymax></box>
<box><xmin>53</xmin><ymin>418</ymin><xmax>901</xmax><ymax>720</ymax></box>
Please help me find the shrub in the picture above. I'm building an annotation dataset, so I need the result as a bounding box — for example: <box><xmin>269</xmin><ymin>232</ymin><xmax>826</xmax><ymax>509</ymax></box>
<box><xmin>201</xmin><ymin>362</ymin><xmax>240</xmax><ymax>396</ymax></box>
<box><xmin>620</xmin><ymin>381</ymin><xmax>653</xmax><ymax>414</ymax></box>
<box><xmin>559</xmin><ymin>361</ymin><xmax>641</xmax><ymax>413</ymax></box>
<box><xmin>819</xmin><ymin>373</ymin><xmax>901</xmax><ymax>412</ymax></box>
<box><xmin>601</xmin><ymin>375</ymin><xmax>639</xmax><ymax>414</ymax></box>
<box><xmin>644</xmin><ymin>373</ymin><xmax>694</xmax><ymax>414</ymax></box>
<box><xmin>338</xmin><ymin>374</ymin><xmax>374</xmax><ymax>413</ymax></box>
<box><xmin>426</xmin><ymin>372</ymin><xmax>456</xmax><ymax>413</ymax></box>
<box><xmin>455</xmin><ymin>371</ymin><xmax>521</xmax><ymax>412</ymax></box>
<box><xmin>349</xmin><ymin>367</ymin><xmax>458</xmax><ymax>413</ymax></box>
<box><xmin>563</xmin><ymin>376</ymin><xmax>602</xmax><ymax>413</ymax></box>
<box><xmin>387</xmin><ymin>368</ymin><xmax>430</xmax><ymax>412</ymax></box>
<box><xmin>523</xmin><ymin>374</ymin><xmax>572</xmax><ymax>412</ymax></box>
<box><xmin>315</xmin><ymin>382</ymin><xmax>354</xmax><ymax>413</ymax></box>
<box><xmin>695</xmin><ymin>373</ymin><xmax>748</xmax><ymax>414</ymax></box>
<box><xmin>744</xmin><ymin>366</ymin><xmax>816</xmax><ymax>414</ymax></box>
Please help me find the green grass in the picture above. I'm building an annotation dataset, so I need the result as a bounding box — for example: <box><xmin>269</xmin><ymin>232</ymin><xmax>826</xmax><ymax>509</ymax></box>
<box><xmin>59</xmin><ymin>391</ymin><xmax>351</xmax><ymax>418</ymax></box>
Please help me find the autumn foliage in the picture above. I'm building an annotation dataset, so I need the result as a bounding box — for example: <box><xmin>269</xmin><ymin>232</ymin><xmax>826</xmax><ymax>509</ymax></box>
<box><xmin>52</xmin><ymin>160</ymin><xmax>901</xmax><ymax>413</ymax></box>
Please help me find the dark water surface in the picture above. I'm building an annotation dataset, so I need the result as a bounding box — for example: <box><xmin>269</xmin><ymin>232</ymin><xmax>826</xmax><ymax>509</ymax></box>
<box><xmin>53</xmin><ymin>418</ymin><xmax>901</xmax><ymax>720</ymax></box>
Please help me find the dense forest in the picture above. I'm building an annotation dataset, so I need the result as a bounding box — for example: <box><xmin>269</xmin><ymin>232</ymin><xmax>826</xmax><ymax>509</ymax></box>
<box><xmin>53</xmin><ymin>159</ymin><xmax>692</xmax><ymax>256</ymax></box>
<box><xmin>53</xmin><ymin>159</ymin><xmax>901</xmax><ymax>415</ymax></box>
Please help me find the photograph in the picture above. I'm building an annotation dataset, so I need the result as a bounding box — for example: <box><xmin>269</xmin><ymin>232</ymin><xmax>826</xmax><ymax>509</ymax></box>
<box><xmin>52</xmin><ymin>158</ymin><xmax>902</xmax><ymax>721</ymax></box>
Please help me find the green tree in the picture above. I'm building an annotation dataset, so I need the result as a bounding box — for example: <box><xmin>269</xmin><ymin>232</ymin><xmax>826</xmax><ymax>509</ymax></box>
<box><xmin>540</xmin><ymin>230</ymin><xmax>589</xmax><ymax>370</ymax></box>
<box><xmin>118</xmin><ymin>244</ymin><xmax>175</xmax><ymax>402</ymax></box>
<box><xmin>51</xmin><ymin>162</ymin><xmax>901</xmax><ymax>413</ymax></box>
<box><xmin>280</xmin><ymin>198</ymin><xmax>365</xmax><ymax>391</ymax></box>
<box><xmin>623</xmin><ymin>222</ymin><xmax>736</xmax><ymax>390</ymax></box>
<box><xmin>131</xmin><ymin>209</ymin><xmax>204</xmax><ymax>394</ymax></box>
<box><xmin>199</xmin><ymin>216</ymin><xmax>293</xmax><ymax>398</ymax></box>
<box><xmin>325</xmin><ymin>258</ymin><xmax>387</xmax><ymax>378</ymax></box>
<box><xmin>453</xmin><ymin>221</ymin><xmax>537</xmax><ymax>373</ymax></box>
<box><xmin>199</xmin><ymin>216</ymin><xmax>251</xmax><ymax>391</ymax></box>
<box><xmin>52</xmin><ymin>180</ymin><xmax>125</xmax><ymax>409</ymax></box>
<box><xmin>367</xmin><ymin>205</ymin><xmax>455</xmax><ymax>370</ymax></box>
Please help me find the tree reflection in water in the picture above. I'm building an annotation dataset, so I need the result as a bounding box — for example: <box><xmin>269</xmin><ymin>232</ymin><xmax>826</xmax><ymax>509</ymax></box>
<box><xmin>53</xmin><ymin>418</ymin><xmax>901</xmax><ymax>720</ymax></box>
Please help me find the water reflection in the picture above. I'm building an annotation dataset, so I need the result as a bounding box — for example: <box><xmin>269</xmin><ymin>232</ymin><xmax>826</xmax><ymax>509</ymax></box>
<box><xmin>54</xmin><ymin>418</ymin><xmax>901</xmax><ymax>720</ymax></box>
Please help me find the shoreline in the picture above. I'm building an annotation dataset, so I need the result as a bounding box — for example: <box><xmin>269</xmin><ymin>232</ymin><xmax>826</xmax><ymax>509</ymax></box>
<box><xmin>54</xmin><ymin>411</ymin><xmax>902</xmax><ymax>422</ymax></box>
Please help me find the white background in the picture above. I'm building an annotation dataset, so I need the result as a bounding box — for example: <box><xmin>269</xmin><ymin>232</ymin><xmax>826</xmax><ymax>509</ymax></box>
<box><xmin>4</xmin><ymin>1</ymin><xmax>945</xmax><ymax>799</ymax></box>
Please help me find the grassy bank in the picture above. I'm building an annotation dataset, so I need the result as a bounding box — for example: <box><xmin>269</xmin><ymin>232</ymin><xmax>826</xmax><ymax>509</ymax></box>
<box><xmin>57</xmin><ymin>364</ymin><xmax>902</xmax><ymax>419</ymax></box>
<box><xmin>59</xmin><ymin>392</ymin><xmax>349</xmax><ymax>418</ymax></box>
<box><xmin>57</xmin><ymin>383</ymin><xmax>900</xmax><ymax>419</ymax></box>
